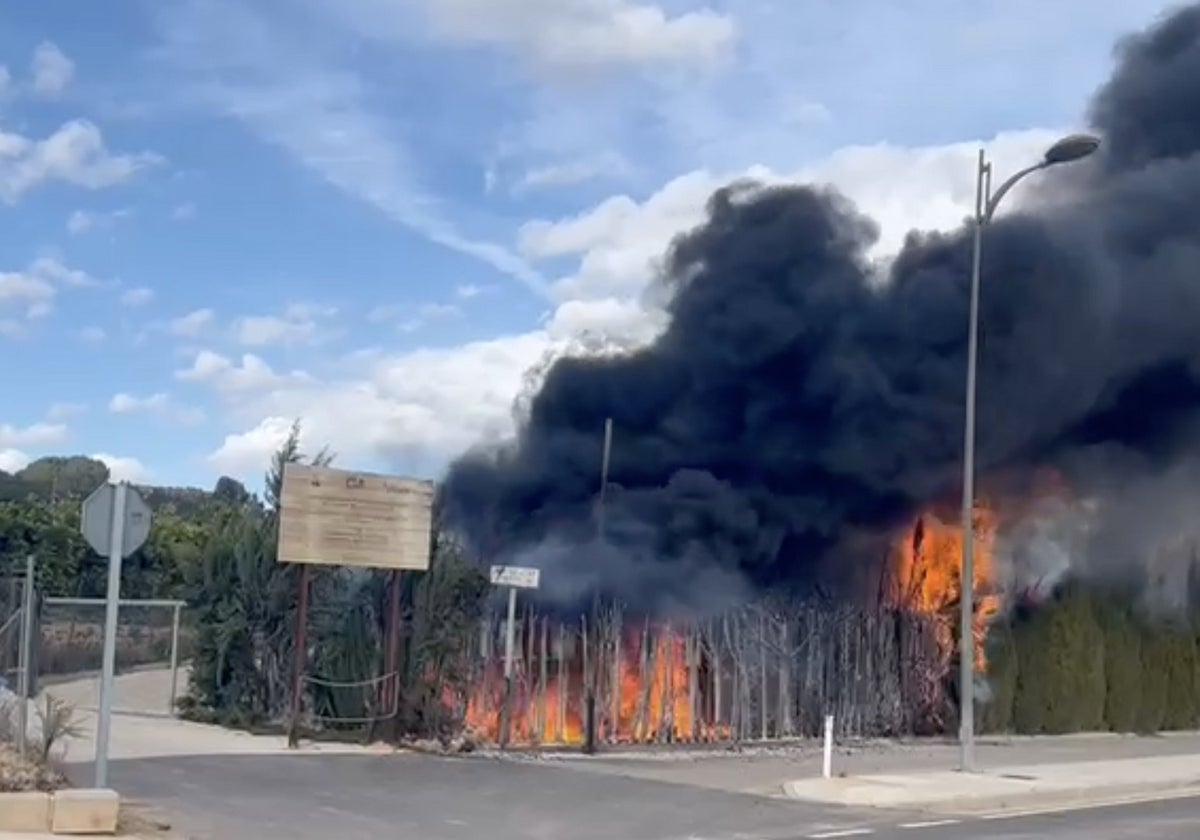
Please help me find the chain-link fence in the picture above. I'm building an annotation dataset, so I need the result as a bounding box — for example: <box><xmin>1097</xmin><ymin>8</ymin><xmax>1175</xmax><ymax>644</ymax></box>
<box><xmin>39</xmin><ymin>597</ymin><xmax>192</xmax><ymax>717</ymax></box>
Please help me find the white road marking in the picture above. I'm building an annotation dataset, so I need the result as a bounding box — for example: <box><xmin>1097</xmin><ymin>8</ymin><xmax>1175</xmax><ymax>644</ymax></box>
<box><xmin>806</xmin><ymin>830</ymin><xmax>874</xmax><ymax>839</ymax></box>
<box><xmin>897</xmin><ymin>819</ymin><xmax>960</xmax><ymax>829</ymax></box>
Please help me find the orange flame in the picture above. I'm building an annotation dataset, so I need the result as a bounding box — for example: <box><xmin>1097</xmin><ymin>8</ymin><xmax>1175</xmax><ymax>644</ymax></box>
<box><xmin>891</xmin><ymin>506</ymin><xmax>1001</xmax><ymax>670</ymax></box>
<box><xmin>458</xmin><ymin>624</ymin><xmax>722</xmax><ymax>746</ymax></box>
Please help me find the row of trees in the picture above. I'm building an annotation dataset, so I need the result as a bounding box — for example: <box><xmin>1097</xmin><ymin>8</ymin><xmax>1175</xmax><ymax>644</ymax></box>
<box><xmin>7</xmin><ymin>438</ymin><xmax>1200</xmax><ymax>742</ymax></box>
<box><xmin>983</xmin><ymin>586</ymin><xmax>1200</xmax><ymax>735</ymax></box>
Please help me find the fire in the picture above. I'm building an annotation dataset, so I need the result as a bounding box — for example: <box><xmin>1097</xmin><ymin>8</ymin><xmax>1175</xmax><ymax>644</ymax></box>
<box><xmin>458</xmin><ymin>623</ymin><xmax>718</xmax><ymax>747</ymax></box>
<box><xmin>891</xmin><ymin>506</ymin><xmax>1001</xmax><ymax>670</ymax></box>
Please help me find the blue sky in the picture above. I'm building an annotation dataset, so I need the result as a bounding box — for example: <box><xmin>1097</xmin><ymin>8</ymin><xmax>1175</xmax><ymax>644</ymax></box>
<box><xmin>0</xmin><ymin>0</ymin><xmax>1178</xmax><ymax>489</ymax></box>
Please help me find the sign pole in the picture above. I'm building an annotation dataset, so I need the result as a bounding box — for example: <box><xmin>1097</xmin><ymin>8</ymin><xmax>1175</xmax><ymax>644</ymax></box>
<box><xmin>288</xmin><ymin>564</ymin><xmax>311</xmax><ymax>749</ymax></box>
<box><xmin>498</xmin><ymin>585</ymin><xmax>518</xmax><ymax>749</ymax></box>
<box><xmin>94</xmin><ymin>481</ymin><xmax>129</xmax><ymax>788</ymax></box>
<box><xmin>386</xmin><ymin>571</ymin><xmax>403</xmax><ymax>724</ymax></box>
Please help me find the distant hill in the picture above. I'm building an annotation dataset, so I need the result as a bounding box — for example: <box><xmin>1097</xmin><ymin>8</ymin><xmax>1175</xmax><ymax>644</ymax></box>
<box><xmin>0</xmin><ymin>455</ymin><xmax>252</xmax><ymax>517</ymax></box>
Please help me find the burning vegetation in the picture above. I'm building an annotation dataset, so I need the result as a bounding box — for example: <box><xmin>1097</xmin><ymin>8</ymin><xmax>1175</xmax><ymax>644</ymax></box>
<box><xmin>425</xmin><ymin>6</ymin><xmax>1200</xmax><ymax>746</ymax></box>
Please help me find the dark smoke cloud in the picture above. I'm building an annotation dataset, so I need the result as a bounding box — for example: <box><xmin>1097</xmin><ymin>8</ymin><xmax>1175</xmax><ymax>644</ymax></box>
<box><xmin>443</xmin><ymin>4</ymin><xmax>1200</xmax><ymax>611</ymax></box>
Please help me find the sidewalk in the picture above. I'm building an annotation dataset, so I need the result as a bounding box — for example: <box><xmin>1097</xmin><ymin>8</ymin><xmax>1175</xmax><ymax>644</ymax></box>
<box><xmin>782</xmin><ymin>753</ymin><xmax>1200</xmax><ymax>814</ymax></box>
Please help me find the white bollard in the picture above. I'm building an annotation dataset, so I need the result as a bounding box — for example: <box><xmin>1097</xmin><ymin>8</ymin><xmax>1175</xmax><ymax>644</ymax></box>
<box><xmin>822</xmin><ymin>714</ymin><xmax>834</xmax><ymax>779</ymax></box>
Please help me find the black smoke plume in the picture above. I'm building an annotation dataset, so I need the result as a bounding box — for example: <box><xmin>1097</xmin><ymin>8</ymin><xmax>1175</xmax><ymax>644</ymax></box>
<box><xmin>443</xmin><ymin>5</ymin><xmax>1200</xmax><ymax>612</ymax></box>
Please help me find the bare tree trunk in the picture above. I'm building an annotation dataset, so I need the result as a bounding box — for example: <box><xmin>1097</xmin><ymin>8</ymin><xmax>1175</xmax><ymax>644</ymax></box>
<box><xmin>611</xmin><ymin>605</ymin><xmax>622</xmax><ymax>743</ymax></box>
<box><xmin>712</xmin><ymin>620</ymin><xmax>722</xmax><ymax>741</ymax></box>
<box><xmin>580</xmin><ymin>614</ymin><xmax>590</xmax><ymax>739</ymax></box>
<box><xmin>759</xmin><ymin>610</ymin><xmax>768</xmax><ymax>740</ymax></box>
<box><xmin>778</xmin><ymin>617</ymin><xmax>791</xmax><ymax>737</ymax></box>
<box><xmin>538</xmin><ymin>617</ymin><xmax>548</xmax><ymax>743</ymax></box>
<box><xmin>659</xmin><ymin>623</ymin><xmax>674</xmax><ymax>743</ymax></box>
<box><xmin>687</xmin><ymin>629</ymin><xmax>699</xmax><ymax>742</ymax></box>
<box><xmin>634</xmin><ymin>619</ymin><xmax>653</xmax><ymax>742</ymax></box>
<box><xmin>557</xmin><ymin>623</ymin><xmax>567</xmax><ymax>742</ymax></box>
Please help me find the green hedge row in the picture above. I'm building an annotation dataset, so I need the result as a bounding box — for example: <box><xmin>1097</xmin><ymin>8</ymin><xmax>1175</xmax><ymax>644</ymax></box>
<box><xmin>982</xmin><ymin>587</ymin><xmax>1200</xmax><ymax>734</ymax></box>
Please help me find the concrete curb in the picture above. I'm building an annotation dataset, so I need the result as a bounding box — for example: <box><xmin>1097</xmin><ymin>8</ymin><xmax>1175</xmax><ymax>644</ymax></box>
<box><xmin>916</xmin><ymin>777</ymin><xmax>1200</xmax><ymax>816</ymax></box>
<box><xmin>0</xmin><ymin>789</ymin><xmax>119</xmax><ymax>835</ymax></box>
<box><xmin>781</xmin><ymin>755</ymin><xmax>1200</xmax><ymax>815</ymax></box>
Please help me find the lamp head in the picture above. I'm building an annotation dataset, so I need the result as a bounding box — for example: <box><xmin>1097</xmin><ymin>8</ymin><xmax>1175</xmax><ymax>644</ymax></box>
<box><xmin>1043</xmin><ymin>133</ymin><xmax>1101</xmax><ymax>166</ymax></box>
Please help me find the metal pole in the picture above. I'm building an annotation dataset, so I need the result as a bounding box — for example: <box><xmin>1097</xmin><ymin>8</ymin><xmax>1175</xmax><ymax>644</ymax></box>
<box><xmin>598</xmin><ymin>417</ymin><xmax>613</xmax><ymax>539</ymax></box>
<box><xmin>584</xmin><ymin>418</ymin><xmax>614</xmax><ymax>754</ymax></box>
<box><xmin>168</xmin><ymin>603</ymin><xmax>181</xmax><ymax>717</ymax></box>
<box><xmin>16</xmin><ymin>554</ymin><xmax>34</xmax><ymax>760</ymax></box>
<box><xmin>499</xmin><ymin>586</ymin><xmax>518</xmax><ymax>749</ymax></box>
<box><xmin>288</xmin><ymin>564</ymin><xmax>311</xmax><ymax>748</ymax></box>
<box><xmin>822</xmin><ymin>714</ymin><xmax>834</xmax><ymax>779</ymax></box>
<box><xmin>959</xmin><ymin>150</ymin><xmax>987</xmax><ymax>773</ymax></box>
<box><xmin>95</xmin><ymin>481</ymin><xmax>129</xmax><ymax>788</ymax></box>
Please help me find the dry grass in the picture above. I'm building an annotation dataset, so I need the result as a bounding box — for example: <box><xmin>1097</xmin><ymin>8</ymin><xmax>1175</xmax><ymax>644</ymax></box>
<box><xmin>0</xmin><ymin>742</ymin><xmax>66</xmax><ymax>792</ymax></box>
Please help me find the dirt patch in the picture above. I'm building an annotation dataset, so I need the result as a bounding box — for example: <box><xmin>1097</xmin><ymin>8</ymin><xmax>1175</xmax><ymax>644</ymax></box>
<box><xmin>120</xmin><ymin>801</ymin><xmax>179</xmax><ymax>838</ymax></box>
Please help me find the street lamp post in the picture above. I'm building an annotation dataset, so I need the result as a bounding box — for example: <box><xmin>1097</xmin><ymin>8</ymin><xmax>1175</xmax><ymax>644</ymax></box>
<box><xmin>959</xmin><ymin>133</ymin><xmax>1100</xmax><ymax>773</ymax></box>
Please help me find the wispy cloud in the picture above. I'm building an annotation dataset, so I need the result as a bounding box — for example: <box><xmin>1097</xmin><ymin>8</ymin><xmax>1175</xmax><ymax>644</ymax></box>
<box><xmin>154</xmin><ymin>0</ymin><xmax>548</xmax><ymax>298</ymax></box>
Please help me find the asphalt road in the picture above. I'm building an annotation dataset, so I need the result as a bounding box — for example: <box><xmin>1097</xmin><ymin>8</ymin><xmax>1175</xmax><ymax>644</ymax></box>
<box><xmin>94</xmin><ymin>752</ymin><xmax>899</xmax><ymax>840</ymax></box>
<box><xmin>865</xmin><ymin>796</ymin><xmax>1200</xmax><ymax>839</ymax></box>
<box><xmin>85</xmin><ymin>752</ymin><xmax>1200</xmax><ymax>840</ymax></box>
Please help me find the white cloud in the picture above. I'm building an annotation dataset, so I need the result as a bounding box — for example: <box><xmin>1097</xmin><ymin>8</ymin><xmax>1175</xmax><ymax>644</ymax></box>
<box><xmin>67</xmin><ymin>207</ymin><xmax>132</xmax><ymax>235</ymax></box>
<box><xmin>175</xmin><ymin>349</ymin><xmax>311</xmax><ymax>392</ymax></box>
<box><xmin>30</xmin><ymin>42</ymin><xmax>74</xmax><ymax>97</ymax></box>
<box><xmin>172</xmin><ymin>202</ymin><xmax>195</xmax><ymax>220</ymax></box>
<box><xmin>0</xmin><ymin>255</ymin><xmax>94</xmax><ymax>333</ymax></box>
<box><xmin>109</xmin><ymin>392</ymin><xmax>169</xmax><ymax>413</ymax></box>
<box><xmin>0</xmin><ymin>448</ymin><xmax>30</xmax><ymax>473</ymax></box>
<box><xmin>198</xmin><ymin>128</ymin><xmax>1073</xmax><ymax>481</ymax></box>
<box><xmin>0</xmin><ymin>120</ymin><xmax>161</xmax><ymax>204</ymax></box>
<box><xmin>67</xmin><ymin>210</ymin><xmax>93</xmax><ymax>234</ymax></box>
<box><xmin>109</xmin><ymin>391</ymin><xmax>204</xmax><ymax>426</ymax></box>
<box><xmin>368</xmin><ymin>301</ymin><xmax>461</xmax><ymax>333</ymax></box>
<box><xmin>0</xmin><ymin>272</ymin><xmax>55</xmax><ymax>313</ymax></box>
<box><xmin>170</xmin><ymin>307</ymin><xmax>215</xmax><ymax>337</ymax></box>
<box><xmin>29</xmin><ymin>256</ymin><xmax>97</xmax><ymax>287</ymax></box>
<box><xmin>120</xmin><ymin>286</ymin><xmax>154</xmax><ymax>306</ymax></box>
<box><xmin>520</xmin><ymin>129</ymin><xmax>1062</xmax><ymax>307</ymax></box>
<box><xmin>0</xmin><ymin>422</ymin><xmax>67</xmax><ymax>448</ymax></box>
<box><xmin>513</xmin><ymin>152</ymin><xmax>632</xmax><ymax>193</ymax></box>
<box><xmin>46</xmin><ymin>402</ymin><xmax>85</xmax><ymax>422</ymax></box>
<box><xmin>421</xmin><ymin>0</ymin><xmax>736</xmax><ymax>71</ymax></box>
<box><xmin>156</xmin><ymin>0</ymin><xmax>547</xmax><ymax>297</ymax></box>
<box><xmin>233</xmin><ymin>303</ymin><xmax>336</xmax><ymax>347</ymax></box>
<box><xmin>206</xmin><ymin>332</ymin><xmax>552</xmax><ymax>477</ymax></box>
<box><xmin>79</xmin><ymin>326</ymin><xmax>107</xmax><ymax>343</ymax></box>
<box><xmin>455</xmin><ymin>283</ymin><xmax>488</xmax><ymax>299</ymax></box>
<box><xmin>93</xmin><ymin>453</ymin><xmax>151</xmax><ymax>483</ymax></box>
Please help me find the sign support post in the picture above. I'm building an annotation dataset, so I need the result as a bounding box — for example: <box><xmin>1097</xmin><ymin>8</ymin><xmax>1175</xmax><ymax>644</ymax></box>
<box><xmin>490</xmin><ymin>565</ymin><xmax>540</xmax><ymax>750</ymax></box>
<box><xmin>96</xmin><ymin>481</ymin><xmax>126</xmax><ymax>789</ymax></box>
<box><xmin>288</xmin><ymin>565</ymin><xmax>311</xmax><ymax>749</ymax></box>
<box><xmin>81</xmin><ymin>480</ymin><xmax>153</xmax><ymax>789</ymax></box>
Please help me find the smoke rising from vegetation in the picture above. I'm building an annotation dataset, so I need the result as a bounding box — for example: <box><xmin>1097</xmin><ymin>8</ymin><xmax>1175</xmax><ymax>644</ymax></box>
<box><xmin>443</xmin><ymin>5</ymin><xmax>1200</xmax><ymax>611</ymax></box>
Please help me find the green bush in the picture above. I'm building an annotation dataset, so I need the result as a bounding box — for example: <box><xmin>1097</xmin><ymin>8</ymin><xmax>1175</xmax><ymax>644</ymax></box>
<box><xmin>981</xmin><ymin>620</ymin><xmax>1018</xmax><ymax>733</ymax></box>
<box><xmin>1011</xmin><ymin>591</ymin><xmax>1105</xmax><ymax>734</ymax></box>
<box><xmin>1094</xmin><ymin>601</ymin><xmax>1141</xmax><ymax>732</ymax></box>
<box><xmin>1162</xmin><ymin>626</ymin><xmax>1199</xmax><ymax>730</ymax></box>
<box><xmin>1134</xmin><ymin>627</ymin><xmax>1169</xmax><ymax>733</ymax></box>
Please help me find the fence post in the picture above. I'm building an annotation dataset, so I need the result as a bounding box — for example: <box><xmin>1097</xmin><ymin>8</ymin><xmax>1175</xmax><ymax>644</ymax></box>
<box><xmin>169</xmin><ymin>603</ymin><xmax>181</xmax><ymax>717</ymax></box>
<box><xmin>16</xmin><ymin>554</ymin><xmax>34</xmax><ymax>760</ymax></box>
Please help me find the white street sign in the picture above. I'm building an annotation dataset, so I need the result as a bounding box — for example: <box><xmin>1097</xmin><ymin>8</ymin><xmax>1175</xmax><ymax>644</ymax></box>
<box><xmin>489</xmin><ymin>565</ymin><xmax>540</xmax><ymax>589</ymax></box>
<box><xmin>81</xmin><ymin>483</ymin><xmax>152</xmax><ymax>558</ymax></box>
